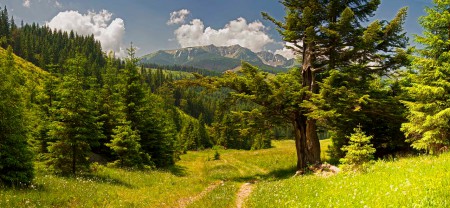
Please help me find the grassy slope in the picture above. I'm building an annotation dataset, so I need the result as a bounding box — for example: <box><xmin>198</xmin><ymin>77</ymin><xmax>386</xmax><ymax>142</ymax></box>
<box><xmin>0</xmin><ymin>47</ymin><xmax>48</xmax><ymax>86</ymax></box>
<box><xmin>249</xmin><ymin>152</ymin><xmax>450</xmax><ymax>207</ymax></box>
<box><xmin>0</xmin><ymin>140</ymin><xmax>298</xmax><ymax>207</ymax></box>
<box><xmin>2</xmin><ymin>135</ymin><xmax>450</xmax><ymax>207</ymax></box>
<box><xmin>147</xmin><ymin>68</ymin><xmax>195</xmax><ymax>80</ymax></box>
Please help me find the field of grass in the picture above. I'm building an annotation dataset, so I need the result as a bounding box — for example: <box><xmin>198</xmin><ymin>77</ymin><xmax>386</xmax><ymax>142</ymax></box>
<box><xmin>0</xmin><ymin>140</ymin><xmax>299</xmax><ymax>207</ymax></box>
<box><xmin>2</xmin><ymin>139</ymin><xmax>450</xmax><ymax>207</ymax></box>
<box><xmin>248</xmin><ymin>152</ymin><xmax>450</xmax><ymax>207</ymax></box>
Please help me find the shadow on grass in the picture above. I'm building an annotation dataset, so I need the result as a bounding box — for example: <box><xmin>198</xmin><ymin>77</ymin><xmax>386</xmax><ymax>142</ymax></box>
<box><xmin>163</xmin><ymin>165</ymin><xmax>188</xmax><ymax>177</ymax></box>
<box><xmin>0</xmin><ymin>183</ymin><xmax>47</xmax><ymax>192</ymax></box>
<box><xmin>228</xmin><ymin>166</ymin><xmax>318</xmax><ymax>183</ymax></box>
<box><xmin>78</xmin><ymin>174</ymin><xmax>134</xmax><ymax>188</ymax></box>
<box><xmin>224</xmin><ymin>166</ymin><xmax>297</xmax><ymax>183</ymax></box>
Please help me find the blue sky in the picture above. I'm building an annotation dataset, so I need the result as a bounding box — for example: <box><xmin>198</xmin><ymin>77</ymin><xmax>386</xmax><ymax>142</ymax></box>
<box><xmin>1</xmin><ymin>0</ymin><xmax>433</xmax><ymax>57</ymax></box>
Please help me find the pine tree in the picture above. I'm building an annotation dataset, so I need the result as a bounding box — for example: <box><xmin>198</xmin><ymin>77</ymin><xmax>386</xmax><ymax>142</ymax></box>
<box><xmin>402</xmin><ymin>0</ymin><xmax>450</xmax><ymax>154</ymax></box>
<box><xmin>340</xmin><ymin>126</ymin><xmax>376</xmax><ymax>172</ymax></box>
<box><xmin>260</xmin><ymin>0</ymin><xmax>408</xmax><ymax>169</ymax></box>
<box><xmin>96</xmin><ymin>52</ymin><xmax>124</xmax><ymax>158</ymax></box>
<box><xmin>121</xmin><ymin>44</ymin><xmax>176</xmax><ymax>167</ymax></box>
<box><xmin>107</xmin><ymin>120</ymin><xmax>152</xmax><ymax>169</ymax></box>
<box><xmin>47</xmin><ymin>54</ymin><xmax>104</xmax><ymax>175</ymax></box>
<box><xmin>198</xmin><ymin>113</ymin><xmax>212</xmax><ymax>149</ymax></box>
<box><xmin>0</xmin><ymin>46</ymin><xmax>34</xmax><ymax>186</ymax></box>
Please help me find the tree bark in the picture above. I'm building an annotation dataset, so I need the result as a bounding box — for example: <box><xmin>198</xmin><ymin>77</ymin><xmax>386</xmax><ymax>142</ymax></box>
<box><xmin>306</xmin><ymin>119</ymin><xmax>321</xmax><ymax>164</ymax></box>
<box><xmin>291</xmin><ymin>40</ymin><xmax>321</xmax><ymax>171</ymax></box>
<box><xmin>292</xmin><ymin>113</ymin><xmax>307</xmax><ymax>170</ymax></box>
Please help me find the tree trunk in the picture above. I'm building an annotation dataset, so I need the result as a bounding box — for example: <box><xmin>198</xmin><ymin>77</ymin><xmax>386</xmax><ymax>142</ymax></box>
<box><xmin>292</xmin><ymin>40</ymin><xmax>321</xmax><ymax>171</ymax></box>
<box><xmin>306</xmin><ymin>119</ymin><xmax>321</xmax><ymax>164</ymax></box>
<box><xmin>292</xmin><ymin>113</ymin><xmax>307</xmax><ymax>170</ymax></box>
<box><xmin>72</xmin><ymin>143</ymin><xmax>76</xmax><ymax>176</ymax></box>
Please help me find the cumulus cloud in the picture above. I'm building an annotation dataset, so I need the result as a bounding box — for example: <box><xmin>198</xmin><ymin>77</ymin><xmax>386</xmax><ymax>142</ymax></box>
<box><xmin>47</xmin><ymin>10</ymin><xmax>126</xmax><ymax>57</ymax></box>
<box><xmin>174</xmin><ymin>17</ymin><xmax>273</xmax><ymax>52</ymax></box>
<box><xmin>23</xmin><ymin>0</ymin><xmax>31</xmax><ymax>8</ymax></box>
<box><xmin>275</xmin><ymin>48</ymin><xmax>296</xmax><ymax>60</ymax></box>
<box><xmin>167</xmin><ymin>9</ymin><xmax>190</xmax><ymax>25</ymax></box>
<box><xmin>274</xmin><ymin>42</ymin><xmax>298</xmax><ymax>60</ymax></box>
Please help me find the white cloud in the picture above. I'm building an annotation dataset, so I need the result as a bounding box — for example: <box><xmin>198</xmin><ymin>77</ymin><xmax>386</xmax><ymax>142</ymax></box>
<box><xmin>274</xmin><ymin>42</ymin><xmax>298</xmax><ymax>60</ymax></box>
<box><xmin>174</xmin><ymin>17</ymin><xmax>273</xmax><ymax>52</ymax></box>
<box><xmin>167</xmin><ymin>9</ymin><xmax>190</xmax><ymax>25</ymax></box>
<box><xmin>22</xmin><ymin>0</ymin><xmax>62</xmax><ymax>8</ymax></box>
<box><xmin>23</xmin><ymin>0</ymin><xmax>31</xmax><ymax>8</ymax></box>
<box><xmin>275</xmin><ymin>48</ymin><xmax>296</xmax><ymax>60</ymax></box>
<box><xmin>47</xmin><ymin>10</ymin><xmax>126</xmax><ymax>57</ymax></box>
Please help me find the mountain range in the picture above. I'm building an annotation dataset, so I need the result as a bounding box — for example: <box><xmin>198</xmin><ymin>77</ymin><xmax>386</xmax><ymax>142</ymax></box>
<box><xmin>140</xmin><ymin>44</ymin><xmax>296</xmax><ymax>73</ymax></box>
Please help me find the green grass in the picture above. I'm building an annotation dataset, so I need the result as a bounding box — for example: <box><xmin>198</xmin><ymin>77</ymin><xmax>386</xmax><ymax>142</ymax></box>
<box><xmin>0</xmin><ymin>140</ymin><xmax>298</xmax><ymax>207</ymax></box>
<box><xmin>4</xmin><ymin>139</ymin><xmax>450</xmax><ymax>207</ymax></box>
<box><xmin>248</xmin><ymin>152</ymin><xmax>450</xmax><ymax>208</ymax></box>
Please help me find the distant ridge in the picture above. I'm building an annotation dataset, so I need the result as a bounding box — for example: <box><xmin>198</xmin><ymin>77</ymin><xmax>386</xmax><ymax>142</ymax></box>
<box><xmin>140</xmin><ymin>44</ymin><xmax>296</xmax><ymax>73</ymax></box>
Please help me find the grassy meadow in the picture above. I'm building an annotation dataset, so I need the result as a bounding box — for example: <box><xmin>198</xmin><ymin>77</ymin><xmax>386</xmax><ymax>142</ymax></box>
<box><xmin>2</xmin><ymin>139</ymin><xmax>450</xmax><ymax>207</ymax></box>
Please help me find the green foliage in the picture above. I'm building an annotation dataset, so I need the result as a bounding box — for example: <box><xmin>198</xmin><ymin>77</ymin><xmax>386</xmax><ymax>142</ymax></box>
<box><xmin>46</xmin><ymin>55</ymin><xmax>104</xmax><ymax>175</ymax></box>
<box><xmin>340</xmin><ymin>126</ymin><xmax>376</xmax><ymax>172</ymax></box>
<box><xmin>214</xmin><ymin>150</ymin><xmax>220</xmax><ymax>160</ymax></box>
<box><xmin>107</xmin><ymin>120</ymin><xmax>153</xmax><ymax>169</ymax></box>
<box><xmin>402</xmin><ymin>0</ymin><xmax>450</xmax><ymax>154</ymax></box>
<box><xmin>0</xmin><ymin>46</ymin><xmax>34</xmax><ymax>186</ymax></box>
<box><xmin>120</xmin><ymin>45</ymin><xmax>177</xmax><ymax>167</ymax></box>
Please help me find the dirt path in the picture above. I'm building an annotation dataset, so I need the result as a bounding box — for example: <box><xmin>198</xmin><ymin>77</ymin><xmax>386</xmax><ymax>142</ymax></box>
<box><xmin>236</xmin><ymin>182</ymin><xmax>254</xmax><ymax>208</ymax></box>
<box><xmin>176</xmin><ymin>181</ymin><xmax>222</xmax><ymax>208</ymax></box>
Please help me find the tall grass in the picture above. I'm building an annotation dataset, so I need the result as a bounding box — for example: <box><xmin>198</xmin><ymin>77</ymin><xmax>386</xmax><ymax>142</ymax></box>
<box><xmin>248</xmin><ymin>153</ymin><xmax>450</xmax><ymax>207</ymax></box>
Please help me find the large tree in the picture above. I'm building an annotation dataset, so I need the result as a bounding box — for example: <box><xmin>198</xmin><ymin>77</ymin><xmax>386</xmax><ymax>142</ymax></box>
<box><xmin>47</xmin><ymin>54</ymin><xmax>104</xmax><ymax>175</ymax></box>
<box><xmin>260</xmin><ymin>0</ymin><xmax>408</xmax><ymax>169</ymax></box>
<box><xmin>121</xmin><ymin>44</ymin><xmax>176</xmax><ymax>167</ymax></box>
<box><xmin>402</xmin><ymin>0</ymin><xmax>450</xmax><ymax>154</ymax></box>
<box><xmin>183</xmin><ymin>0</ymin><xmax>408</xmax><ymax>171</ymax></box>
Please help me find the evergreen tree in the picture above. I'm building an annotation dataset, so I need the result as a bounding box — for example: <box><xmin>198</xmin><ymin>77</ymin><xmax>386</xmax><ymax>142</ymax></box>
<box><xmin>47</xmin><ymin>54</ymin><xmax>104</xmax><ymax>175</ymax></box>
<box><xmin>198</xmin><ymin>113</ymin><xmax>212</xmax><ymax>149</ymax></box>
<box><xmin>121</xmin><ymin>44</ymin><xmax>176</xmax><ymax>167</ymax></box>
<box><xmin>96</xmin><ymin>52</ymin><xmax>124</xmax><ymax>157</ymax></box>
<box><xmin>260</xmin><ymin>0</ymin><xmax>408</xmax><ymax>169</ymax></box>
<box><xmin>340</xmin><ymin>126</ymin><xmax>376</xmax><ymax>172</ymax></box>
<box><xmin>0</xmin><ymin>46</ymin><xmax>34</xmax><ymax>186</ymax></box>
<box><xmin>107</xmin><ymin>120</ymin><xmax>152</xmax><ymax>169</ymax></box>
<box><xmin>402</xmin><ymin>0</ymin><xmax>450</xmax><ymax>154</ymax></box>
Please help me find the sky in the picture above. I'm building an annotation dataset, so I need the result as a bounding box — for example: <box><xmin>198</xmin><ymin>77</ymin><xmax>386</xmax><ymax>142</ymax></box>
<box><xmin>1</xmin><ymin>0</ymin><xmax>433</xmax><ymax>58</ymax></box>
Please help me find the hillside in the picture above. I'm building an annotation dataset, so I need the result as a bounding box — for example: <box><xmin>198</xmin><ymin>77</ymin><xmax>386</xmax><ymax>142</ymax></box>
<box><xmin>0</xmin><ymin>47</ymin><xmax>48</xmax><ymax>91</ymax></box>
<box><xmin>140</xmin><ymin>45</ymin><xmax>295</xmax><ymax>73</ymax></box>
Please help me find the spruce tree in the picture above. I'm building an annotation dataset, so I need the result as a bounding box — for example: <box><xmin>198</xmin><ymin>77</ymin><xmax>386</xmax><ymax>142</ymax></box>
<box><xmin>402</xmin><ymin>0</ymin><xmax>450</xmax><ymax>154</ymax></box>
<box><xmin>198</xmin><ymin>113</ymin><xmax>212</xmax><ymax>149</ymax></box>
<box><xmin>0</xmin><ymin>46</ymin><xmax>34</xmax><ymax>186</ymax></box>
<box><xmin>259</xmin><ymin>0</ymin><xmax>409</xmax><ymax>169</ymax></box>
<box><xmin>340</xmin><ymin>126</ymin><xmax>376</xmax><ymax>172</ymax></box>
<box><xmin>107</xmin><ymin>120</ymin><xmax>152</xmax><ymax>169</ymax></box>
<box><xmin>121</xmin><ymin>44</ymin><xmax>176</xmax><ymax>167</ymax></box>
<box><xmin>47</xmin><ymin>54</ymin><xmax>104</xmax><ymax>175</ymax></box>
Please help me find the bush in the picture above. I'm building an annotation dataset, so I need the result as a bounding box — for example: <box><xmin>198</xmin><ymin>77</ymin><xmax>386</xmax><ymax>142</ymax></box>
<box><xmin>214</xmin><ymin>150</ymin><xmax>220</xmax><ymax>160</ymax></box>
<box><xmin>340</xmin><ymin>126</ymin><xmax>376</xmax><ymax>172</ymax></box>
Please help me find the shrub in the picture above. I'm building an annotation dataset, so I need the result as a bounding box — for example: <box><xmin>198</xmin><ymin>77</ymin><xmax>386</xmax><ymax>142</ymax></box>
<box><xmin>214</xmin><ymin>150</ymin><xmax>220</xmax><ymax>160</ymax></box>
<box><xmin>340</xmin><ymin>126</ymin><xmax>376</xmax><ymax>172</ymax></box>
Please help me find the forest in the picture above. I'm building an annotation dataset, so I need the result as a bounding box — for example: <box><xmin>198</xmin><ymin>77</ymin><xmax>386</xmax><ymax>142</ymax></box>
<box><xmin>1</xmin><ymin>0</ymin><xmax>450</xmax><ymax>207</ymax></box>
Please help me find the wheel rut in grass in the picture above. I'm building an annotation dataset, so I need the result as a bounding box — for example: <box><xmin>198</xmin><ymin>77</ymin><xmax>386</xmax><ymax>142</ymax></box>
<box><xmin>236</xmin><ymin>182</ymin><xmax>254</xmax><ymax>208</ymax></box>
<box><xmin>176</xmin><ymin>181</ymin><xmax>222</xmax><ymax>208</ymax></box>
